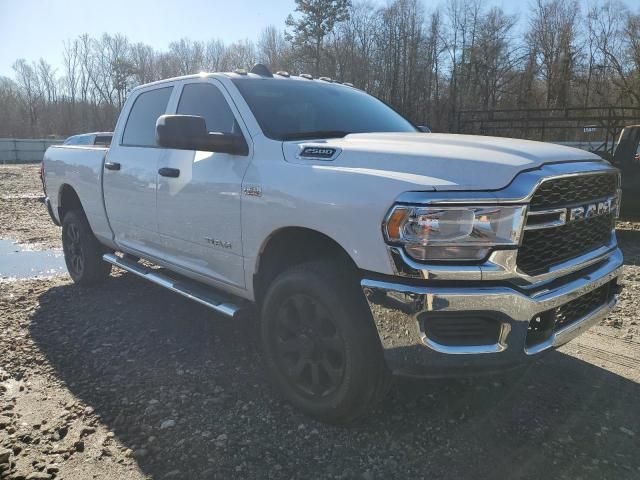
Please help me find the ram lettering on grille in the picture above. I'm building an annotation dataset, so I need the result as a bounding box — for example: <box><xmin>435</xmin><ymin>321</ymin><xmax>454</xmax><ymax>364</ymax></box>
<box><xmin>518</xmin><ymin>173</ymin><xmax>618</xmax><ymax>276</ymax></box>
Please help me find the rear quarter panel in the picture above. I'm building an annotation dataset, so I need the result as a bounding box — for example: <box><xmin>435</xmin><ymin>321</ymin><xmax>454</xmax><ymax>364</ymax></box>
<box><xmin>44</xmin><ymin>145</ymin><xmax>114</xmax><ymax>246</ymax></box>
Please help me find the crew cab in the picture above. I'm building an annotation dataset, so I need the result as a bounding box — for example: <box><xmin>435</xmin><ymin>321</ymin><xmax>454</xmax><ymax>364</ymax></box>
<box><xmin>42</xmin><ymin>65</ymin><xmax>623</xmax><ymax>423</ymax></box>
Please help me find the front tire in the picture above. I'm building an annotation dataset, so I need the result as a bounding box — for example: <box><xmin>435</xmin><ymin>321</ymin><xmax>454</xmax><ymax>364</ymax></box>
<box><xmin>62</xmin><ymin>210</ymin><xmax>111</xmax><ymax>285</ymax></box>
<box><xmin>260</xmin><ymin>261</ymin><xmax>389</xmax><ymax>424</ymax></box>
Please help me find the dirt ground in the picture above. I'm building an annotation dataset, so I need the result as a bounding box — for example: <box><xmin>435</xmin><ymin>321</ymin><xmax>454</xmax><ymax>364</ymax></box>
<box><xmin>0</xmin><ymin>165</ymin><xmax>60</xmax><ymax>249</ymax></box>
<box><xmin>1</xmin><ymin>164</ymin><xmax>640</xmax><ymax>480</ymax></box>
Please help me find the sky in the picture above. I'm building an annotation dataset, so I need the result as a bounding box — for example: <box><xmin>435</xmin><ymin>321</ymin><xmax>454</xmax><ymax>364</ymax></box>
<box><xmin>0</xmin><ymin>0</ymin><xmax>295</xmax><ymax>76</ymax></box>
<box><xmin>0</xmin><ymin>0</ymin><xmax>638</xmax><ymax>77</ymax></box>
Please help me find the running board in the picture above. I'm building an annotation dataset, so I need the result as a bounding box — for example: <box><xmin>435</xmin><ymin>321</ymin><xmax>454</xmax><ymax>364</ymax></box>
<box><xmin>102</xmin><ymin>253</ymin><xmax>242</xmax><ymax>318</ymax></box>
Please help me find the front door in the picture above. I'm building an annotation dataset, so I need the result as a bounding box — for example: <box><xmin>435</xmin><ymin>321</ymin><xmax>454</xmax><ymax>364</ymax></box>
<box><xmin>156</xmin><ymin>80</ymin><xmax>252</xmax><ymax>288</ymax></box>
<box><xmin>103</xmin><ymin>85</ymin><xmax>174</xmax><ymax>257</ymax></box>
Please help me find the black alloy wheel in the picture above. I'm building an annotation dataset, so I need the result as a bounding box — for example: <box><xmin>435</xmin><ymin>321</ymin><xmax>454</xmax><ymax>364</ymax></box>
<box><xmin>61</xmin><ymin>210</ymin><xmax>112</xmax><ymax>285</ymax></box>
<box><xmin>260</xmin><ymin>260</ymin><xmax>390</xmax><ymax>423</ymax></box>
<box><xmin>63</xmin><ymin>221</ymin><xmax>84</xmax><ymax>277</ymax></box>
<box><xmin>272</xmin><ymin>293</ymin><xmax>346</xmax><ymax>398</ymax></box>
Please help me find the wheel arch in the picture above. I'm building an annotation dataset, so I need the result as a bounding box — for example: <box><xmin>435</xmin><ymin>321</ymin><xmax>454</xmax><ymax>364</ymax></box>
<box><xmin>253</xmin><ymin>226</ymin><xmax>360</xmax><ymax>305</ymax></box>
<box><xmin>57</xmin><ymin>183</ymin><xmax>85</xmax><ymax>221</ymax></box>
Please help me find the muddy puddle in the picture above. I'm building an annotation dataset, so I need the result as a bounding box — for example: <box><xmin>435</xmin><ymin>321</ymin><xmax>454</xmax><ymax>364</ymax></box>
<box><xmin>0</xmin><ymin>239</ymin><xmax>67</xmax><ymax>280</ymax></box>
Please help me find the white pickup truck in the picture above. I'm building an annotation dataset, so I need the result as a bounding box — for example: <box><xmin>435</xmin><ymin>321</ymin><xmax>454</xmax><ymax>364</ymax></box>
<box><xmin>43</xmin><ymin>65</ymin><xmax>623</xmax><ymax>423</ymax></box>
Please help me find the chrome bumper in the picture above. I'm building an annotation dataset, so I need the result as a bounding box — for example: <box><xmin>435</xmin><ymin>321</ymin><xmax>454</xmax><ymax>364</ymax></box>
<box><xmin>361</xmin><ymin>248</ymin><xmax>623</xmax><ymax>377</ymax></box>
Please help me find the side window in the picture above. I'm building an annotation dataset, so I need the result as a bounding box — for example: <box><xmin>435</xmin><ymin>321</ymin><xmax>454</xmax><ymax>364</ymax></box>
<box><xmin>66</xmin><ymin>135</ymin><xmax>90</xmax><ymax>145</ymax></box>
<box><xmin>177</xmin><ymin>83</ymin><xmax>239</xmax><ymax>135</ymax></box>
<box><xmin>122</xmin><ymin>87</ymin><xmax>173</xmax><ymax>147</ymax></box>
<box><xmin>94</xmin><ymin>135</ymin><xmax>112</xmax><ymax>146</ymax></box>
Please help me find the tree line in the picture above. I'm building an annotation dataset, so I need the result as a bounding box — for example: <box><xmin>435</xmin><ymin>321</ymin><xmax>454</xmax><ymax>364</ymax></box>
<box><xmin>0</xmin><ymin>0</ymin><xmax>638</xmax><ymax>139</ymax></box>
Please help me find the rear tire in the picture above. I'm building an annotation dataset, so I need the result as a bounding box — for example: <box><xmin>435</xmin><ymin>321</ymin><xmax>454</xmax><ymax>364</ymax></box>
<box><xmin>62</xmin><ymin>210</ymin><xmax>111</xmax><ymax>285</ymax></box>
<box><xmin>260</xmin><ymin>260</ymin><xmax>390</xmax><ymax>424</ymax></box>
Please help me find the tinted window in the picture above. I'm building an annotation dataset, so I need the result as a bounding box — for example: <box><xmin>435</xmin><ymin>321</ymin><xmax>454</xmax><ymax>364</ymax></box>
<box><xmin>177</xmin><ymin>83</ymin><xmax>239</xmax><ymax>134</ymax></box>
<box><xmin>94</xmin><ymin>135</ymin><xmax>112</xmax><ymax>146</ymax></box>
<box><xmin>231</xmin><ymin>78</ymin><xmax>416</xmax><ymax>141</ymax></box>
<box><xmin>122</xmin><ymin>87</ymin><xmax>173</xmax><ymax>147</ymax></box>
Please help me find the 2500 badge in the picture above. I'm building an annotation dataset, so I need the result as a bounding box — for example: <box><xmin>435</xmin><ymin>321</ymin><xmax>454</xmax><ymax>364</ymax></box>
<box><xmin>299</xmin><ymin>146</ymin><xmax>337</xmax><ymax>159</ymax></box>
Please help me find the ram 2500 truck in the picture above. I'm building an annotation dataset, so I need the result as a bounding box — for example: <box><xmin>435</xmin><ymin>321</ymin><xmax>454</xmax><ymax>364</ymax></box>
<box><xmin>42</xmin><ymin>66</ymin><xmax>623</xmax><ymax>423</ymax></box>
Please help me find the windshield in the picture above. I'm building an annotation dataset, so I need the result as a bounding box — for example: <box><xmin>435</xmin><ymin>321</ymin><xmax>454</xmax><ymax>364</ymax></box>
<box><xmin>231</xmin><ymin>78</ymin><xmax>417</xmax><ymax>141</ymax></box>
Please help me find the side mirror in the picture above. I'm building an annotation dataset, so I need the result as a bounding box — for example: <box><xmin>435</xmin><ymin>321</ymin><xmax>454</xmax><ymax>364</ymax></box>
<box><xmin>156</xmin><ymin>115</ymin><xmax>248</xmax><ymax>155</ymax></box>
<box><xmin>417</xmin><ymin>125</ymin><xmax>431</xmax><ymax>133</ymax></box>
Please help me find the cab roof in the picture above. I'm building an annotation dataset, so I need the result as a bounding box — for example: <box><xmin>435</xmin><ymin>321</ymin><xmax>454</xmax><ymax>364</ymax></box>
<box><xmin>130</xmin><ymin>64</ymin><xmax>355</xmax><ymax>92</ymax></box>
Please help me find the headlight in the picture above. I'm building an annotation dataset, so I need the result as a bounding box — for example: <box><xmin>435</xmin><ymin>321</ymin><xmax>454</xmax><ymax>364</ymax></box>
<box><xmin>384</xmin><ymin>205</ymin><xmax>527</xmax><ymax>261</ymax></box>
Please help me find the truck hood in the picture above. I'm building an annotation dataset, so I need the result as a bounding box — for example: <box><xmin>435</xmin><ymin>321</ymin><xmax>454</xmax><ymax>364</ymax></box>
<box><xmin>282</xmin><ymin>132</ymin><xmax>602</xmax><ymax>191</ymax></box>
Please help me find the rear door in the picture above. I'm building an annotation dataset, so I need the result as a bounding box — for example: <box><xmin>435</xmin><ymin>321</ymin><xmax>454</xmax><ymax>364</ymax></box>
<box><xmin>103</xmin><ymin>85</ymin><xmax>174</xmax><ymax>256</ymax></box>
<box><xmin>155</xmin><ymin>79</ymin><xmax>252</xmax><ymax>288</ymax></box>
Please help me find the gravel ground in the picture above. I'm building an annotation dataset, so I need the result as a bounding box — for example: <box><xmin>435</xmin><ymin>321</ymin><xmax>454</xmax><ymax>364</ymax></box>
<box><xmin>1</xmin><ymin>165</ymin><xmax>640</xmax><ymax>479</ymax></box>
<box><xmin>0</xmin><ymin>165</ymin><xmax>60</xmax><ymax>250</ymax></box>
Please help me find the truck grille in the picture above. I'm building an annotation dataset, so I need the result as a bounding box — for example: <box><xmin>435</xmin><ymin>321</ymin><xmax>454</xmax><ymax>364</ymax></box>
<box><xmin>529</xmin><ymin>173</ymin><xmax>618</xmax><ymax>210</ymax></box>
<box><xmin>526</xmin><ymin>280</ymin><xmax>616</xmax><ymax>348</ymax></box>
<box><xmin>552</xmin><ymin>281</ymin><xmax>613</xmax><ymax>330</ymax></box>
<box><xmin>518</xmin><ymin>173</ymin><xmax>617</xmax><ymax>276</ymax></box>
<box><xmin>518</xmin><ymin>214</ymin><xmax>614</xmax><ymax>275</ymax></box>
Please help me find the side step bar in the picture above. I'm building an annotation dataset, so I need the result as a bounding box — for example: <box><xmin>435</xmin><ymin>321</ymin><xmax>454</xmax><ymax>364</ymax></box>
<box><xmin>102</xmin><ymin>253</ymin><xmax>242</xmax><ymax>318</ymax></box>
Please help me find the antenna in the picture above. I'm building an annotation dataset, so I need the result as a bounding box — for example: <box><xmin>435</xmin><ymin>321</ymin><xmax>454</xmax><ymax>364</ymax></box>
<box><xmin>250</xmin><ymin>64</ymin><xmax>273</xmax><ymax>77</ymax></box>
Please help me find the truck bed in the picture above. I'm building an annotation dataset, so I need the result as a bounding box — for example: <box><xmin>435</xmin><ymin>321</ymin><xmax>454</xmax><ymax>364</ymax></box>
<box><xmin>43</xmin><ymin>145</ymin><xmax>113</xmax><ymax>245</ymax></box>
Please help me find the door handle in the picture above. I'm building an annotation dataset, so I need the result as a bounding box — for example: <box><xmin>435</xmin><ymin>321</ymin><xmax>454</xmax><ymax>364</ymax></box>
<box><xmin>104</xmin><ymin>162</ymin><xmax>121</xmax><ymax>171</ymax></box>
<box><xmin>158</xmin><ymin>167</ymin><xmax>180</xmax><ymax>178</ymax></box>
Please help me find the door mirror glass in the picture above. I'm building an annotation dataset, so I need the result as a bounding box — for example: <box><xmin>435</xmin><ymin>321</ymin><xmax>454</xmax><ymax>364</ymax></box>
<box><xmin>417</xmin><ymin>125</ymin><xmax>431</xmax><ymax>133</ymax></box>
<box><xmin>155</xmin><ymin>114</ymin><xmax>248</xmax><ymax>155</ymax></box>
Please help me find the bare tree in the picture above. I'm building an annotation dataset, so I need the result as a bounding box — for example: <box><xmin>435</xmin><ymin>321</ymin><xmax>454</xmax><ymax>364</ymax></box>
<box><xmin>588</xmin><ymin>2</ymin><xmax>640</xmax><ymax>105</ymax></box>
<box><xmin>468</xmin><ymin>7</ymin><xmax>521</xmax><ymax>109</ymax></box>
<box><xmin>204</xmin><ymin>39</ymin><xmax>227</xmax><ymax>72</ymax></box>
<box><xmin>62</xmin><ymin>39</ymin><xmax>80</xmax><ymax>103</ymax></box>
<box><xmin>12</xmin><ymin>59</ymin><xmax>43</xmax><ymax>136</ymax></box>
<box><xmin>2</xmin><ymin>0</ymin><xmax>640</xmax><ymax>139</ymax></box>
<box><xmin>331</xmin><ymin>2</ymin><xmax>379</xmax><ymax>87</ymax></box>
<box><xmin>527</xmin><ymin>0</ymin><xmax>580</xmax><ymax>107</ymax></box>
<box><xmin>257</xmin><ymin>26</ymin><xmax>290</xmax><ymax>71</ymax></box>
<box><xmin>0</xmin><ymin>76</ymin><xmax>24</xmax><ymax>136</ymax></box>
<box><xmin>131</xmin><ymin>42</ymin><xmax>159</xmax><ymax>84</ymax></box>
<box><xmin>169</xmin><ymin>38</ymin><xmax>205</xmax><ymax>75</ymax></box>
<box><xmin>222</xmin><ymin>40</ymin><xmax>257</xmax><ymax>70</ymax></box>
<box><xmin>37</xmin><ymin>59</ymin><xmax>57</xmax><ymax>104</ymax></box>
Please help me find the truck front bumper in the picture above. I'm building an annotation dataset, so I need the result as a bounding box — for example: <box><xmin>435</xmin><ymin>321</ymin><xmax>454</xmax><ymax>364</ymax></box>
<box><xmin>361</xmin><ymin>248</ymin><xmax>623</xmax><ymax>377</ymax></box>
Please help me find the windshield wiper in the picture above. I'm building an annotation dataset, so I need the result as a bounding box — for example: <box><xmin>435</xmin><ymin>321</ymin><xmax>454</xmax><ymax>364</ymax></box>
<box><xmin>280</xmin><ymin>130</ymin><xmax>352</xmax><ymax>141</ymax></box>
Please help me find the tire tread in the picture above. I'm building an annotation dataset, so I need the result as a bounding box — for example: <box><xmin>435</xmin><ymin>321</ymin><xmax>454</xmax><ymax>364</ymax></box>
<box><xmin>62</xmin><ymin>210</ymin><xmax>111</xmax><ymax>285</ymax></box>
